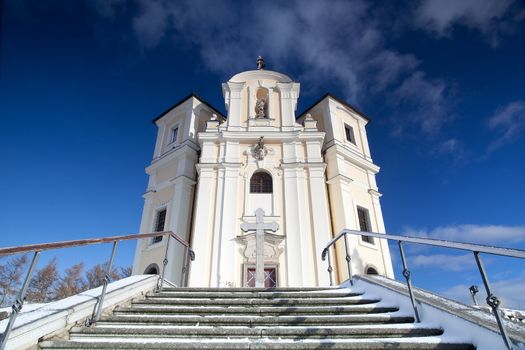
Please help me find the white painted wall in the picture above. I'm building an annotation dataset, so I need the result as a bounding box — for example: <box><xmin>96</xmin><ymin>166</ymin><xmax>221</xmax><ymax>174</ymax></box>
<box><xmin>134</xmin><ymin>68</ymin><xmax>394</xmax><ymax>288</ymax></box>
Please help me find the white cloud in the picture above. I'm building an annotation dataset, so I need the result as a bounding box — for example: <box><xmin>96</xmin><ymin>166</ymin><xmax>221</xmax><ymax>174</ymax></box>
<box><xmin>132</xmin><ymin>0</ymin><xmax>175</xmax><ymax>49</ymax></box>
<box><xmin>402</xmin><ymin>224</ymin><xmax>525</xmax><ymax>245</ymax></box>
<box><xmin>414</xmin><ymin>0</ymin><xmax>519</xmax><ymax>47</ymax></box>
<box><xmin>487</xmin><ymin>100</ymin><xmax>525</xmax><ymax>152</ymax></box>
<box><xmin>431</xmin><ymin>138</ymin><xmax>466</xmax><ymax>159</ymax></box>
<box><xmin>92</xmin><ymin>0</ymin><xmax>127</xmax><ymax>19</ymax></box>
<box><xmin>93</xmin><ymin>0</ymin><xmax>452</xmax><ymax>137</ymax></box>
<box><xmin>440</xmin><ymin>272</ymin><xmax>525</xmax><ymax>309</ymax></box>
<box><xmin>410</xmin><ymin>253</ymin><xmax>475</xmax><ymax>271</ymax></box>
<box><xmin>393</xmin><ymin>71</ymin><xmax>450</xmax><ymax>135</ymax></box>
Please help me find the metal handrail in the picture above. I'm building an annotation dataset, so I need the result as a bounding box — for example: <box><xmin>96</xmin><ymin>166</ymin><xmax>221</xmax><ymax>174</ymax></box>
<box><xmin>322</xmin><ymin>229</ymin><xmax>525</xmax><ymax>350</ymax></box>
<box><xmin>0</xmin><ymin>230</ymin><xmax>194</xmax><ymax>350</ymax></box>
<box><xmin>0</xmin><ymin>231</ymin><xmax>190</xmax><ymax>256</ymax></box>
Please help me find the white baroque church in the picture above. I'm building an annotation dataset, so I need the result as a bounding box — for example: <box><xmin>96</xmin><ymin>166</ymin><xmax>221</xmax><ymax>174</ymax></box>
<box><xmin>132</xmin><ymin>58</ymin><xmax>394</xmax><ymax>288</ymax></box>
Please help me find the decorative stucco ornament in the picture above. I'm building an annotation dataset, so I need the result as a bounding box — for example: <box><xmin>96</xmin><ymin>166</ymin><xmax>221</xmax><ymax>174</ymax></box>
<box><xmin>253</xmin><ymin>136</ymin><xmax>267</xmax><ymax>160</ymax></box>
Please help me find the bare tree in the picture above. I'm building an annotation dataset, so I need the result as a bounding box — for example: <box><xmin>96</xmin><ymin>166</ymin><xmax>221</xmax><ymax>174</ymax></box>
<box><xmin>0</xmin><ymin>255</ymin><xmax>29</xmax><ymax>307</ymax></box>
<box><xmin>119</xmin><ymin>266</ymin><xmax>132</xmax><ymax>278</ymax></box>
<box><xmin>1</xmin><ymin>255</ymin><xmax>134</xmax><ymax>306</ymax></box>
<box><xmin>84</xmin><ymin>262</ymin><xmax>121</xmax><ymax>290</ymax></box>
<box><xmin>54</xmin><ymin>262</ymin><xmax>85</xmax><ymax>300</ymax></box>
<box><xmin>26</xmin><ymin>258</ymin><xmax>59</xmax><ymax>303</ymax></box>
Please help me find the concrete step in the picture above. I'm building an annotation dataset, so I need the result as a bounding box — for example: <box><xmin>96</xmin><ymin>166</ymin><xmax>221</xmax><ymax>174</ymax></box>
<box><xmin>161</xmin><ymin>287</ymin><xmax>342</xmax><ymax>292</ymax></box>
<box><xmin>40</xmin><ymin>338</ymin><xmax>476</xmax><ymax>349</ymax></box>
<box><xmin>97</xmin><ymin>313</ymin><xmax>415</xmax><ymax>326</ymax></box>
<box><xmin>68</xmin><ymin>324</ymin><xmax>444</xmax><ymax>339</ymax></box>
<box><xmin>140</xmin><ymin>296</ymin><xmax>380</xmax><ymax>306</ymax></box>
<box><xmin>36</xmin><ymin>286</ymin><xmax>476</xmax><ymax>350</ymax></box>
<box><xmin>151</xmin><ymin>290</ymin><xmax>363</xmax><ymax>299</ymax></box>
<box><xmin>114</xmin><ymin>304</ymin><xmax>398</xmax><ymax>315</ymax></box>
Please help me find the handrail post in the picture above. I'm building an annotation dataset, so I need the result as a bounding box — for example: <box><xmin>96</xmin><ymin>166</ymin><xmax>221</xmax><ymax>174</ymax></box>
<box><xmin>398</xmin><ymin>241</ymin><xmax>420</xmax><ymax>323</ymax></box>
<box><xmin>321</xmin><ymin>247</ymin><xmax>334</xmax><ymax>286</ymax></box>
<box><xmin>182</xmin><ymin>246</ymin><xmax>189</xmax><ymax>287</ymax></box>
<box><xmin>157</xmin><ymin>234</ymin><xmax>171</xmax><ymax>291</ymax></box>
<box><xmin>91</xmin><ymin>240</ymin><xmax>118</xmax><ymax>324</ymax></box>
<box><xmin>473</xmin><ymin>251</ymin><xmax>513</xmax><ymax>350</ymax></box>
<box><xmin>185</xmin><ymin>248</ymin><xmax>195</xmax><ymax>287</ymax></box>
<box><xmin>343</xmin><ymin>233</ymin><xmax>353</xmax><ymax>286</ymax></box>
<box><xmin>0</xmin><ymin>251</ymin><xmax>40</xmax><ymax>350</ymax></box>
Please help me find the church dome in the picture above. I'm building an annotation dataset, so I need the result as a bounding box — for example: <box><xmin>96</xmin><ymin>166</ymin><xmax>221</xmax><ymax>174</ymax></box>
<box><xmin>229</xmin><ymin>69</ymin><xmax>292</xmax><ymax>83</ymax></box>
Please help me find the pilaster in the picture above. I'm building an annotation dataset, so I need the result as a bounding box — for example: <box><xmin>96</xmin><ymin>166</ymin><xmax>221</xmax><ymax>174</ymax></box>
<box><xmin>369</xmin><ymin>188</ymin><xmax>395</xmax><ymax>278</ymax></box>
<box><xmin>188</xmin><ymin>167</ymin><xmax>217</xmax><ymax>287</ymax></box>
<box><xmin>306</xmin><ymin>164</ymin><xmax>332</xmax><ymax>286</ymax></box>
<box><xmin>359</xmin><ymin>121</ymin><xmax>372</xmax><ymax>161</ymax></box>
<box><xmin>277</xmin><ymin>82</ymin><xmax>300</xmax><ymax>131</ymax></box>
<box><xmin>165</xmin><ymin>176</ymin><xmax>196</xmax><ymax>285</ymax></box>
<box><xmin>132</xmin><ymin>190</ymin><xmax>155</xmax><ymax>275</ymax></box>
<box><xmin>282</xmin><ymin>165</ymin><xmax>315</xmax><ymax>286</ymax></box>
<box><xmin>223</xmin><ymin>81</ymin><xmax>245</xmax><ymax>130</ymax></box>
<box><xmin>152</xmin><ymin>125</ymin><xmax>167</xmax><ymax>160</ymax></box>
<box><xmin>210</xmin><ymin>164</ymin><xmax>242</xmax><ymax>287</ymax></box>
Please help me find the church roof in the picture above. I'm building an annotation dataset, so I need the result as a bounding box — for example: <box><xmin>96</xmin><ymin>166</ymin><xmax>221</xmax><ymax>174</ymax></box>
<box><xmin>297</xmin><ymin>93</ymin><xmax>371</xmax><ymax>122</ymax></box>
<box><xmin>152</xmin><ymin>93</ymin><xmax>226</xmax><ymax>124</ymax></box>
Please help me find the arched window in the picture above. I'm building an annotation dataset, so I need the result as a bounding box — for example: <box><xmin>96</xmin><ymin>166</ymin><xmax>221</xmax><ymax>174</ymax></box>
<box><xmin>250</xmin><ymin>172</ymin><xmax>273</xmax><ymax>193</ymax></box>
<box><xmin>366</xmin><ymin>267</ymin><xmax>379</xmax><ymax>275</ymax></box>
<box><xmin>144</xmin><ymin>264</ymin><xmax>159</xmax><ymax>275</ymax></box>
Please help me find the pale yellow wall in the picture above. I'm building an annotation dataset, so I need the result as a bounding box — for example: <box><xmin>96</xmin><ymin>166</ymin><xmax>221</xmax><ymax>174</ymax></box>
<box><xmin>155</xmin><ymin>163</ymin><xmax>179</xmax><ymax>184</ymax></box>
<box><xmin>136</xmin><ymin>185</ymin><xmax>175</xmax><ymax>275</ymax></box>
<box><xmin>197</xmin><ymin>110</ymin><xmax>212</xmax><ymax>133</ymax></box>
<box><xmin>334</xmin><ymin>108</ymin><xmax>365</xmax><ymax>155</ymax></box>
<box><xmin>161</xmin><ymin>112</ymin><xmax>185</xmax><ymax>153</ymax></box>
<box><xmin>151</xmin><ymin>185</ymin><xmax>175</xmax><ymax>209</ymax></box>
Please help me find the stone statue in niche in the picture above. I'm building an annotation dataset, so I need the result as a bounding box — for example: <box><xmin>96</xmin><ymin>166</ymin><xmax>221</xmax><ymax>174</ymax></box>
<box><xmin>255</xmin><ymin>98</ymin><xmax>266</xmax><ymax>118</ymax></box>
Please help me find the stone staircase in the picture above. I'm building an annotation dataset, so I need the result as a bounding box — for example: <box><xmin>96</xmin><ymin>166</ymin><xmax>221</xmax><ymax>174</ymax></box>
<box><xmin>39</xmin><ymin>287</ymin><xmax>475</xmax><ymax>349</ymax></box>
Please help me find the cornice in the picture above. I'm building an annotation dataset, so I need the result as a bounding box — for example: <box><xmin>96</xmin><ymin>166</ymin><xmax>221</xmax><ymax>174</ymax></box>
<box><xmin>368</xmin><ymin>189</ymin><xmax>383</xmax><ymax>197</ymax></box>
<box><xmin>197</xmin><ymin>130</ymin><xmax>325</xmax><ymax>144</ymax></box>
<box><xmin>324</xmin><ymin>143</ymin><xmax>380</xmax><ymax>174</ymax></box>
<box><xmin>146</xmin><ymin>142</ymin><xmax>199</xmax><ymax>173</ymax></box>
<box><xmin>326</xmin><ymin>174</ymin><xmax>353</xmax><ymax>186</ymax></box>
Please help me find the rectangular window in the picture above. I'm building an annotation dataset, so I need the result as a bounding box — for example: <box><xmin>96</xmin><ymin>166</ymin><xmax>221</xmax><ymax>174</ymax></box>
<box><xmin>152</xmin><ymin>208</ymin><xmax>167</xmax><ymax>244</ymax></box>
<box><xmin>344</xmin><ymin>124</ymin><xmax>356</xmax><ymax>144</ymax></box>
<box><xmin>357</xmin><ymin>207</ymin><xmax>374</xmax><ymax>244</ymax></box>
<box><xmin>170</xmin><ymin>126</ymin><xmax>179</xmax><ymax>143</ymax></box>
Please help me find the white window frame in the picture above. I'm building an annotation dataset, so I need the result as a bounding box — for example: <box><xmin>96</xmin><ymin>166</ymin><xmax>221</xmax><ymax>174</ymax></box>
<box><xmin>169</xmin><ymin>124</ymin><xmax>180</xmax><ymax>144</ymax></box>
<box><xmin>356</xmin><ymin>206</ymin><xmax>375</xmax><ymax>246</ymax></box>
<box><xmin>151</xmin><ymin>206</ymin><xmax>168</xmax><ymax>245</ymax></box>
<box><xmin>344</xmin><ymin>123</ymin><xmax>356</xmax><ymax>145</ymax></box>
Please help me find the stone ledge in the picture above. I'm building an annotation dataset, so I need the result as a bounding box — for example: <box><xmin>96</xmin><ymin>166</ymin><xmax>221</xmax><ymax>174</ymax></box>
<box><xmin>0</xmin><ymin>275</ymin><xmax>158</xmax><ymax>350</ymax></box>
<box><xmin>353</xmin><ymin>275</ymin><xmax>525</xmax><ymax>347</ymax></box>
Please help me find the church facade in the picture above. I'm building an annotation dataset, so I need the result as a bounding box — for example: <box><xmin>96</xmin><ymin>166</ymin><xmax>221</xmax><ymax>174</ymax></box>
<box><xmin>132</xmin><ymin>59</ymin><xmax>394</xmax><ymax>287</ymax></box>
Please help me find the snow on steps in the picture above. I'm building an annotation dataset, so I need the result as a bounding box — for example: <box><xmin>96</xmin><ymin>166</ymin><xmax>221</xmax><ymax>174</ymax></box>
<box><xmin>40</xmin><ymin>287</ymin><xmax>475</xmax><ymax>350</ymax></box>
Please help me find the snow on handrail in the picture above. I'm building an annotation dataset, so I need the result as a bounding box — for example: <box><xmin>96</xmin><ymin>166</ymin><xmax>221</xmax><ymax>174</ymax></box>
<box><xmin>322</xmin><ymin>228</ymin><xmax>524</xmax><ymax>350</ymax></box>
<box><xmin>326</xmin><ymin>229</ymin><xmax>525</xmax><ymax>259</ymax></box>
<box><xmin>0</xmin><ymin>231</ymin><xmax>190</xmax><ymax>257</ymax></box>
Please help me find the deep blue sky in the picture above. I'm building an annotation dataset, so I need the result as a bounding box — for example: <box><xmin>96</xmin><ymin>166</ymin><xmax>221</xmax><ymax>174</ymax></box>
<box><xmin>1</xmin><ymin>0</ymin><xmax>524</xmax><ymax>308</ymax></box>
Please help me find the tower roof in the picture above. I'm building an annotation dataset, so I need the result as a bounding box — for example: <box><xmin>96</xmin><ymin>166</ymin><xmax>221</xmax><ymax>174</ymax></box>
<box><xmin>151</xmin><ymin>93</ymin><xmax>225</xmax><ymax>124</ymax></box>
<box><xmin>229</xmin><ymin>69</ymin><xmax>292</xmax><ymax>83</ymax></box>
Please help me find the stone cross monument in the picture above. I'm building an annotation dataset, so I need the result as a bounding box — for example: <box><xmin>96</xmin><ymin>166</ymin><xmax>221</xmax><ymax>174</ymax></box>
<box><xmin>240</xmin><ymin>208</ymin><xmax>279</xmax><ymax>287</ymax></box>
